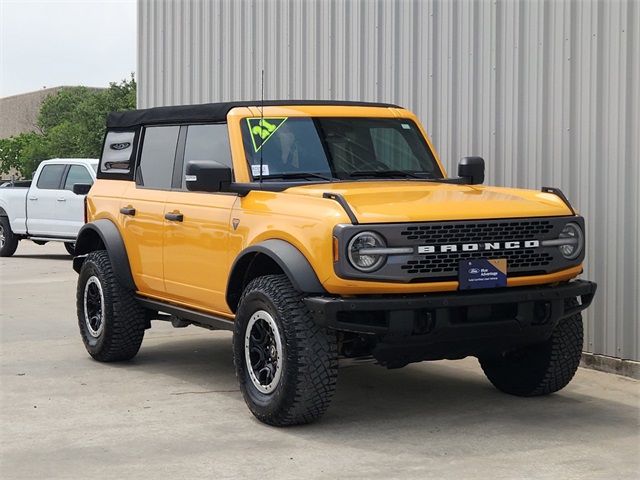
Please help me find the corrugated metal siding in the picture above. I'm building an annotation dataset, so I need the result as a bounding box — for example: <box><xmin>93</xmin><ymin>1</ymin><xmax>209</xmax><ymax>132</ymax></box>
<box><xmin>137</xmin><ymin>0</ymin><xmax>640</xmax><ymax>361</ymax></box>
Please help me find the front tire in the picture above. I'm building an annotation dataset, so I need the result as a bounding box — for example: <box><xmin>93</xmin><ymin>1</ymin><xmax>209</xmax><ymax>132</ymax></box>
<box><xmin>0</xmin><ymin>216</ymin><xmax>19</xmax><ymax>257</ymax></box>
<box><xmin>76</xmin><ymin>250</ymin><xmax>146</xmax><ymax>362</ymax></box>
<box><xmin>479</xmin><ymin>301</ymin><xmax>583</xmax><ymax>396</ymax></box>
<box><xmin>233</xmin><ymin>274</ymin><xmax>338</xmax><ymax>426</ymax></box>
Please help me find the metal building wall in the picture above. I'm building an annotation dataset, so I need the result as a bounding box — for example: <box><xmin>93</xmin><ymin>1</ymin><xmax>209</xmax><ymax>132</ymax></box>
<box><xmin>137</xmin><ymin>0</ymin><xmax>640</xmax><ymax>361</ymax></box>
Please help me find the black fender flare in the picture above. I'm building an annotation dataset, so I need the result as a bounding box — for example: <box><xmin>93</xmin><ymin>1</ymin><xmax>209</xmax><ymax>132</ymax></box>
<box><xmin>72</xmin><ymin>219</ymin><xmax>136</xmax><ymax>290</ymax></box>
<box><xmin>226</xmin><ymin>239</ymin><xmax>326</xmax><ymax>312</ymax></box>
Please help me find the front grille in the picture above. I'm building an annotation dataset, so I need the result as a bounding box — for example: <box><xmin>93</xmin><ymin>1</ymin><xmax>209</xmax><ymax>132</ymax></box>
<box><xmin>334</xmin><ymin>216</ymin><xmax>580</xmax><ymax>283</ymax></box>
<box><xmin>401</xmin><ymin>249</ymin><xmax>554</xmax><ymax>276</ymax></box>
<box><xmin>399</xmin><ymin>220</ymin><xmax>555</xmax><ymax>277</ymax></box>
<box><xmin>400</xmin><ymin>220</ymin><xmax>554</xmax><ymax>243</ymax></box>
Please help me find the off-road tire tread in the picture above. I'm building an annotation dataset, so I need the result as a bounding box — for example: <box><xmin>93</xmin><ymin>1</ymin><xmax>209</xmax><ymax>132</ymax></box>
<box><xmin>480</xmin><ymin>299</ymin><xmax>583</xmax><ymax>396</ymax></box>
<box><xmin>234</xmin><ymin>274</ymin><xmax>338</xmax><ymax>426</ymax></box>
<box><xmin>77</xmin><ymin>250</ymin><xmax>145</xmax><ymax>362</ymax></box>
<box><xmin>0</xmin><ymin>216</ymin><xmax>19</xmax><ymax>257</ymax></box>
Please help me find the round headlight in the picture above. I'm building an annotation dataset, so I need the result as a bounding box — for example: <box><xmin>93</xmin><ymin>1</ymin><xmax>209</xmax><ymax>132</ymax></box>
<box><xmin>558</xmin><ymin>222</ymin><xmax>584</xmax><ymax>259</ymax></box>
<box><xmin>347</xmin><ymin>231</ymin><xmax>387</xmax><ymax>272</ymax></box>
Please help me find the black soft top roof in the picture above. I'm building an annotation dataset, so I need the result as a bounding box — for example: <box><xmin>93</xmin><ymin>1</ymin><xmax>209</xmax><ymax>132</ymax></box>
<box><xmin>106</xmin><ymin>100</ymin><xmax>401</xmax><ymax>129</ymax></box>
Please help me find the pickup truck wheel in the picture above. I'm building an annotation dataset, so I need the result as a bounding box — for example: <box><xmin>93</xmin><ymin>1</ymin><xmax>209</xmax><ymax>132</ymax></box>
<box><xmin>76</xmin><ymin>250</ymin><xmax>146</xmax><ymax>362</ymax></box>
<box><xmin>479</xmin><ymin>300</ymin><xmax>583</xmax><ymax>396</ymax></box>
<box><xmin>233</xmin><ymin>274</ymin><xmax>338</xmax><ymax>426</ymax></box>
<box><xmin>64</xmin><ymin>242</ymin><xmax>75</xmax><ymax>256</ymax></box>
<box><xmin>0</xmin><ymin>217</ymin><xmax>19</xmax><ymax>257</ymax></box>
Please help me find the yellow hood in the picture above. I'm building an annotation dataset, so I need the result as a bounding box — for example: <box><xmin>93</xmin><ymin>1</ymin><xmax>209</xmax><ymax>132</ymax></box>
<box><xmin>286</xmin><ymin>181</ymin><xmax>573</xmax><ymax>223</ymax></box>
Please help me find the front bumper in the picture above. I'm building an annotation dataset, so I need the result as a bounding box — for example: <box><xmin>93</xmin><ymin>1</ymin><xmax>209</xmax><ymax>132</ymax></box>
<box><xmin>304</xmin><ymin>280</ymin><xmax>597</xmax><ymax>364</ymax></box>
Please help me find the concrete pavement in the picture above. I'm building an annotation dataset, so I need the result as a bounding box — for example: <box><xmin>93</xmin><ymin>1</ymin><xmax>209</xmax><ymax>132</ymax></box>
<box><xmin>1</xmin><ymin>241</ymin><xmax>639</xmax><ymax>479</ymax></box>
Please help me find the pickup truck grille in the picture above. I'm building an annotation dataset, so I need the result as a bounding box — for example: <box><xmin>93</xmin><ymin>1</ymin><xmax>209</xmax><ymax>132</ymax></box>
<box><xmin>334</xmin><ymin>216</ymin><xmax>583</xmax><ymax>283</ymax></box>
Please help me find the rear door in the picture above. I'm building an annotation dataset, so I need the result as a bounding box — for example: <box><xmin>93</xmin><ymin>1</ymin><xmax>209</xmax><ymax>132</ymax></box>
<box><xmin>118</xmin><ymin>125</ymin><xmax>179</xmax><ymax>296</ymax></box>
<box><xmin>162</xmin><ymin>123</ymin><xmax>237</xmax><ymax>313</ymax></box>
<box><xmin>56</xmin><ymin>164</ymin><xmax>95</xmax><ymax>237</ymax></box>
<box><xmin>26</xmin><ymin>163</ymin><xmax>68</xmax><ymax>237</ymax></box>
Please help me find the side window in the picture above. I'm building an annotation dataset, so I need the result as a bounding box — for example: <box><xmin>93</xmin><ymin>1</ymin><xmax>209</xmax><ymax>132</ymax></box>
<box><xmin>63</xmin><ymin>165</ymin><xmax>93</xmax><ymax>191</ymax></box>
<box><xmin>181</xmin><ymin>124</ymin><xmax>232</xmax><ymax>189</ymax></box>
<box><xmin>101</xmin><ymin>130</ymin><xmax>136</xmax><ymax>174</ymax></box>
<box><xmin>137</xmin><ymin>126</ymin><xmax>180</xmax><ymax>189</ymax></box>
<box><xmin>36</xmin><ymin>164</ymin><xmax>66</xmax><ymax>189</ymax></box>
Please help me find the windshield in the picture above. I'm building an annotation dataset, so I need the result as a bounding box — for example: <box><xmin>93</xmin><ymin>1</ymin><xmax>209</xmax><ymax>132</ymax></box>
<box><xmin>240</xmin><ymin>117</ymin><xmax>442</xmax><ymax>181</ymax></box>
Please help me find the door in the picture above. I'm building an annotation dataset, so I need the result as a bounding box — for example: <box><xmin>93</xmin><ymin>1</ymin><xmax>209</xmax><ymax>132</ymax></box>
<box><xmin>118</xmin><ymin>125</ymin><xmax>179</xmax><ymax>296</ymax></box>
<box><xmin>162</xmin><ymin>124</ymin><xmax>237</xmax><ymax>313</ymax></box>
<box><xmin>57</xmin><ymin>164</ymin><xmax>95</xmax><ymax>237</ymax></box>
<box><xmin>27</xmin><ymin>163</ymin><xmax>68</xmax><ymax>236</ymax></box>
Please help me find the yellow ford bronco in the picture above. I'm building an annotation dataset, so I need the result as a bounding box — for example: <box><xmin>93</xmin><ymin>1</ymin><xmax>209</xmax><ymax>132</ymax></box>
<box><xmin>73</xmin><ymin>101</ymin><xmax>597</xmax><ymax>426</ymax></box>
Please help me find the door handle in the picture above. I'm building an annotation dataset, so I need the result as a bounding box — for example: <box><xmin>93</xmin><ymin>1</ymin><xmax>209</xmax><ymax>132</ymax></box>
<box><xmin>164</xmin><ymin>212</ymin><xmax>184</xmax><ymax>222</ymax></box>
<box><xmin>28</xmin><ymin>197</ymin><xmax>38</xmax><ymax>201</ymax></box>
<box><xmin>120</xmin><ymin>206</ymin><xmax>136</xmax><ymax>216</ymax></box>
<box><xmin>57</xmin><ymin>198</ymin><xmax>67</xmax><ymax>202</ymax></box>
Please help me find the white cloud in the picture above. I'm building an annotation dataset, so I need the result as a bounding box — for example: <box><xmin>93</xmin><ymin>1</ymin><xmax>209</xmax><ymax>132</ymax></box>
<box><xmin>0</xmin><ymin>0</ymin><xmax>136</xmax><ymax>97</ymax></box>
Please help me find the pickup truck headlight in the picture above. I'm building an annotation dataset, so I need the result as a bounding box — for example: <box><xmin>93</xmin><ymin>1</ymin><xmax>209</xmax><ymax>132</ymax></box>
<box><xmin>558</xmin><ymin>222</ymin><xmax>584</xmax><ymax>259</ymax></box>
<box><xmin>348</xmin><ymin>231</ymin><xmax>387</xmax><ymax>272</ymax></box>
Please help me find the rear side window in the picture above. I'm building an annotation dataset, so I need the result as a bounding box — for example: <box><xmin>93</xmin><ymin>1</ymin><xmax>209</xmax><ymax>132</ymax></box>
<box><xmin>180</xmin><ymin>124</ymin><xmax>232</xmax><ymax>188</ymax></box>
<box><xmin>101</xmin><ymin>131</ymin><xmax>136</xmax><ymax>174</ymax></box>
<box><xmin>63</xmin><ymin>165</ymin><xmax>93</xmax><ymax>191</ymax></box>
<box><xmin>36</xmin><ymin>164</ymin><xmax>66</xmax><ymax>189</ymax></box>
<box><xmin>137</xmin><ymin>126</ymin><xmax>180</xmax><ymax>189</ymax></box>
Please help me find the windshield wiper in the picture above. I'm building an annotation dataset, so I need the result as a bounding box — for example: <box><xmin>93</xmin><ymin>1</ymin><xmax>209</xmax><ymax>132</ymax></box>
<box><xmin>260</xmin><ymin>172</ymin><xmax>334</xmax><ymax>181</ymax></box>
<box><xmin>348</xmin><ymin>170</ymin><xmax>431</xmax><ymax>179</ymax></box>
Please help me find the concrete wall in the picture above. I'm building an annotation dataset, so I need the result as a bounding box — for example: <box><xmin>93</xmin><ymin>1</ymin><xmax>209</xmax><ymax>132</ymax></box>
<box><xmin>0</xmin><ymin>88</ymin><xmax>66</xmax><ymax>179</ymax></box>
<box><xmin>0</xmin><ymin>87</ymin><xmax>65</xmax><ymax>139</ymax></box>
<box><xmin>137</xmin><ymin>0</ymin><xmax>640</xmax><ymax>361</ymax></box>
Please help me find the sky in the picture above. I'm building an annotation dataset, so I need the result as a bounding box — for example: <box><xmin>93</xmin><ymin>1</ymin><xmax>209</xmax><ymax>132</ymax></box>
<box><xmin>0</xmin><ymin>0</ymin><xmax>136</xmax><ymax>97</ymax></box>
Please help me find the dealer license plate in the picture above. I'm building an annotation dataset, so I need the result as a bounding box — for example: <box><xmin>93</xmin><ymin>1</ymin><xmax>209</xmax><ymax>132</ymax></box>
<box><xmin>459</xmin><ymin>259</ymin><xmax>507</xmax><ymax>290</ymax></box>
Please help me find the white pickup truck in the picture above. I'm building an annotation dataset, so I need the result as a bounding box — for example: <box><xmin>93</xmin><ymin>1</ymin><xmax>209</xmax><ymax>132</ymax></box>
<box><xmin>0</xmin><ymin>158</ymin><xmax>98</xmax><ymax>257</ymax></box>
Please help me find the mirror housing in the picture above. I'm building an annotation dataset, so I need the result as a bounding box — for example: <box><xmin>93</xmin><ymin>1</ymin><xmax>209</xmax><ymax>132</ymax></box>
<box><xmin>185</xmin><ymin>160</ymin><xmax>232</xmax><ymax>192</ymax></box>
<box><xmin>72</xmin><ymin>183</ymin><xmax>92</xmax><ymax>195</ymax></box>
<box><xmin>457</xmin><ymin>157</ymin><xmax>485</xmax><ymax>185</ymax></box>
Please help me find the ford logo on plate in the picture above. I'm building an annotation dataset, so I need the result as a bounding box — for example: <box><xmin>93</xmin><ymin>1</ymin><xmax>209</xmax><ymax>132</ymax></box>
<box><xmin>110</xmin><ymin>142</ymin><xmax>131</xmax><ymax>151</ymax></box>
<box><xmin>468</xmin><ymin>268</ymin><xmax>480</xmax><ymax>274</ymax></box>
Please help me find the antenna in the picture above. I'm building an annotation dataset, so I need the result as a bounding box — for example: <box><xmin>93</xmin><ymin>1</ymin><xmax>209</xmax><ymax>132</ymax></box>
<box><xmin>259</xmin><ymin>69</ymin><xmax>264</xmax><ymax>184</ymax></box>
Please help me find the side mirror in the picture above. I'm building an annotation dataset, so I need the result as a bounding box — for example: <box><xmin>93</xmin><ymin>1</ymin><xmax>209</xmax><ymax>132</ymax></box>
<box><xmin>72</xmin><ymin>183</ymin><xmax>92</xmax><ymax>195</ymax></box>
<box><xmin>457</xmin><ymin>157</ymin><xmax>485</xmax><ymax>185</ymax></box>
<box><xmin>185</xmin><ymin>160</ymin><xmax>232</xmax><ymax>192</ymax></box>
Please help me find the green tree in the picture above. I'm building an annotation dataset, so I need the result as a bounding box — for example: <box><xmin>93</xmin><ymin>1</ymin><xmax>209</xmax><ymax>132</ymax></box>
<box><xmin>0</xmin><ymin>132</ymin><xmax>48</xmax><ymax>178</ymax></box>
<box><xmin>0</xmin><ymin>76</ymin><xmax>136</xmax><ymax>178</ymax></box>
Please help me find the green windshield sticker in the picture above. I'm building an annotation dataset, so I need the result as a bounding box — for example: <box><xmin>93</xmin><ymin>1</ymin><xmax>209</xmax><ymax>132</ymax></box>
<box><xmin>246</xmin><ymin>117</ymin><xmax>288</xmax><ymax>152</ymax></box>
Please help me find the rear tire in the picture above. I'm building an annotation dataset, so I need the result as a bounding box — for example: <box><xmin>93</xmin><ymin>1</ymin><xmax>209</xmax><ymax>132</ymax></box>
<box><xmin>64</xmin><ymin>242</ymin><xmax>76</xmax><ymax>256</ymax></box>
<box><xmin>0</xmin><ymin>216</ymin><xmax>19</xmax><ymax>257</ymax></box>
<box><xmin>76</xmin><ymin>250</ymin><xmax>146</xmax><ymax>362</ymax></box>
<box><xmin>233</xmin><ymin>274</ymin><xmax>338</xmax><ymax>426</ymax></box>
<box><xmin>479</xmin><ymin>300</ymin><xmax>583</xmax><ymax>396</ymax></box>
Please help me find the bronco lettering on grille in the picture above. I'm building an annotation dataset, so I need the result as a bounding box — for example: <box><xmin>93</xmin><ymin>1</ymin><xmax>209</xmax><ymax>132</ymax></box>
<box><xmin>418</xmin><ymin>240</ymin><xmax>540</xmax><ymax>254</ymax></box>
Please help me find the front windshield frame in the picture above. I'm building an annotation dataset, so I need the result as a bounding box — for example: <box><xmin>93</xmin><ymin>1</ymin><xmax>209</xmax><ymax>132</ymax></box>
<box><xmin>240</xmin><ymin>116</ymin><xmax>444</xmax><ymax>182</ymax></box>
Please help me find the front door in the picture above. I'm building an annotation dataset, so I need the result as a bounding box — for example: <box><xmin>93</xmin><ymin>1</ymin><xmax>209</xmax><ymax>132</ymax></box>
<box><xmin>57</xmin><ymin>164</ymin><xmax>95</xmax><ymax>237</ymax></box>
<box><xmin>162</xmin><ymin>123</ymin><xmax>237</xmax><ymax>314</ymax></box>
<box><xmin>163</xmin><ymin>192</ymin><xmax>236</xmax><ymax>312</ymax></box>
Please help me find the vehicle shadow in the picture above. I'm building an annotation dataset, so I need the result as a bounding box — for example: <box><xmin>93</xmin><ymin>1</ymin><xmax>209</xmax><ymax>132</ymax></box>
<box><xmin>108</xmin><ymin>332</ymin><xmax>639</xmax><ymax>450</ymax></box>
